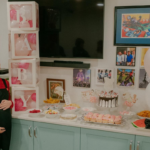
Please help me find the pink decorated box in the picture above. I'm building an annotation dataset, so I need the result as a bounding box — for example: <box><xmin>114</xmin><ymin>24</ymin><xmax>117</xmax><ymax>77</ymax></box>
<box><xmin>9</xmin><ymin>59</ymin><xmax>40</xmax><ymax>87</ymax></box>
<box><xmin>12</xmin><ymin>87</ymin><xmax>39</xmax><ymax>114</ymax></box>
<box><xmin>9</xmin><ymin>31</ymin><xmax>39</xmax><ymax>59</ymax></box>
<box><xmin>7</xmin><ymin>2</ymin><xmax>39</xmax><ymax>30</ymax></box>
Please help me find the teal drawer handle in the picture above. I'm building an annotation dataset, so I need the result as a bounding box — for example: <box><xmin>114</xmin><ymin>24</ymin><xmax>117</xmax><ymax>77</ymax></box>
<box><xmin>137</xmin><ymin>142</ymin><xmax>140</xmax><ymax>150</ymax></box>
<box><xmin>129</xmin><ymin>141</ymin><xmax>132</xmax><ymax>150</ymax></box>
<box><xmin>28</xmin><ymin>126</ymin><xmax>32</xmax><ymax>137</ymax></box>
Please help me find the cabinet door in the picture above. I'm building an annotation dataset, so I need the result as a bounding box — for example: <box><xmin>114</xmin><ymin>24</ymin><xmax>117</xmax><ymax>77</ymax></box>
<box><xmin>81</xmin><ymin>128</ymin><xmax>135</xmax><ymax>150</ymax></box>
<box><xmin>34</xmin><ymin>122</ymin><xmax>80</xmax><ymax>150</ymax></box>
<box><xmin>10</xmin><ymin>119</ymin><xmax>34</xmax><ymax>150</ymax></box>
<box><xmin>135</xmin><ymin>135</ymin><xmax>150</xmax><ymax>150</ymax></box>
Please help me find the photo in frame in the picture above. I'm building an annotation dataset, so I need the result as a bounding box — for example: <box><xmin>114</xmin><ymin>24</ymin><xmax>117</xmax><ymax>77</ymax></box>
<box><xmin>95</xmin><ymin>68</ymin><xmax>113</xmax><ymax>85</ymax></box>
<box><xmin>47</xmin><ymin>78</ymin><xmax>65</xmax><ymax>103</ymax></box>
<box><xmin>114</xmin><ymin>6</ymin><xmax>150</xmax><ymax>46</ymax></box>
<box><xmin>116</xmin><ymin>47</ymin><xmax>136</xmax><ymax>66</ymax></box>
<box><xmin>139</xmin><ymin>68</ymin><xmax>149</xmax><ymax>88</ymax></box>
<box><xmin>140</xmin><ymin>48</ymin><xmax>149</xmax><ymax>66</ymax></box>
<box><xmin>73</xmin><ymin>69</ymin><xmax>91</xmax><ymax>88</ymax></box>
<box><xmin>117</xmin><ymin>68</ymin><xmax>135</xmax><ymax>87</ymax></box>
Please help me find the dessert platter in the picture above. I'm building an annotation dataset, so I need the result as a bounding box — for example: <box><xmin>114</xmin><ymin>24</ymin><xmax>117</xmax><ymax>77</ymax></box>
<box><xmin>137</xmin><ymin>110</ymin><xmax>150</xmax><ymax>119</ymax></box>
<box><xmin>45</xmin><ymin>109</ymin><xmax>60</xmax><ymax>118</ymax></box>
<box><xmin>82</xmin><ymin>112</ymin><xmax>125</xmax><ymax>126</ymax></box>
<box><xmin>28</xmin><ymin>109</ymin><xmax>42</xmax><ymax>117</ymax></box>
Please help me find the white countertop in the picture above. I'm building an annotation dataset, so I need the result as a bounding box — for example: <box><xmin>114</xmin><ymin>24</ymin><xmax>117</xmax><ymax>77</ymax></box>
<box><xmin>12</xmin><ymin>113</ymin><xmax>150</xmax><ymax>137</ymax></box>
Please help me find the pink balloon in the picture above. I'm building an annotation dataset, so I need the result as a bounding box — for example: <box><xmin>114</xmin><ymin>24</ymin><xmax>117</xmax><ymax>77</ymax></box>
<box><xmin>10</xmin><ymin>9</ymin><xmax>17</xmax><ymax>20</ymax></box>
<box><xmin>18</xmin><ymin>62</ymin><xmax>30</xmax><ymax>69</ymax></box>
<box><xmin>144</xmin><ymin>49</ymin><xmax>150</xmax><ymax>77</ymax></box>
<box><xmin>27</xmin><ymin>99</ymin><xmax>36</xmax><ymax>109</ymax></box>
<box><xmin>15</xmin><ymin>98</ymin><xmax>27</xmax><ymax>111</ymax></box>
<box><xmin>15</xmin><ymin>38</ymin><xmax>30</xmax><ymax>56</ymax></box>
<box><xmin>28</xmin><ymin>20</ymin><xmax>33</xmax><ymax>27</ymax></box>
<box><xmin>27</xmin><ymin>33</ymin><xmax>36</xmax><ymax>44</ymax></box>
<box><xmin>31</xmin><ymin>93</ymin><xmax>36</xmax><ymax>101</ymax></box>
<box><xmin>11</xmin><ymin>77</ymin><xmax>21</xmax><ymax>84</ymax></box>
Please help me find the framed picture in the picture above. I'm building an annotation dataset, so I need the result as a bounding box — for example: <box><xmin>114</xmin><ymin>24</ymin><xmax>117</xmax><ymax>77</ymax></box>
<box><xmin>140</xmin><ymin>48</ymin><xmax>149</xmax><ymax>66</ymax></box>
<box><xmin>47</xmin><ymin>78</ymin><xmax>65</xmax><ymax>103</ymax></box>
<box><xmin>114</xmin><ymin>6</ymin><xmax>150</xmax><ymax>46</ymax></box>
<box><xmin>139</xmin><ymin>68</ymin><xmax>149</xmax><ymax>88</ymax></box>
<box><xmin>95</xmin><ymin>68</ymin><xmax>113</xmax><ymax>85</ymax></box>
<box><xmin>116</xmin><ymin>47</ymin><xmax>136</xmax><ymax>66</ymax></box>
<box><xmin>73</xmin><ymin>69</ymin><xmax>91</xmax><ymax>88</ymax></box>
<box><xmin>117</xmin><ymin>68</ymin><xmax>135</xmax><ymax>87</ymax></box>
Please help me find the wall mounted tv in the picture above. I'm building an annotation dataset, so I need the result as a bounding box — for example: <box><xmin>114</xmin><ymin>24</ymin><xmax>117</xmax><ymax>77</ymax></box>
<box><xmin>9</xmin><ymin>0</ymin><xmax>104</xmax><ymax>59</ymax></box>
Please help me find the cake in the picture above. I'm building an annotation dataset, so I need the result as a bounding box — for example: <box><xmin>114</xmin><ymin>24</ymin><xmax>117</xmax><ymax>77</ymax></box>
<box><xmin>102</xmin><ymin>114</ymin><xmax>111</xmax><ymax>123</ymax></box>
<box><xmin>109</xmin><ymin>115</ymin><xmax>115</xmax><ymax>124</ymax></box>
<box><xmin>114</xmin><ymin>116</ymin><xmax>122</xmax><ymax>124</ymax></box>
<box><xmin>96</xmin><ymin>114</ymin><xmax>104</xmax><ymax>123</ymax></box>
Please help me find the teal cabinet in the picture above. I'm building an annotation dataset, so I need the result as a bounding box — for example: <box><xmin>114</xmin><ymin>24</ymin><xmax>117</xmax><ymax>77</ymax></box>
<box><xmin>33</xmin><ymin>122</ymin><xmax>80</xmax><ymax>150</ymax></box>
<box><xmin>10</xmin><ymin>119</ymin><xmax>34</xmax><ymax>150</ymax></box>
<box><xmin>135</xmin><ymin>135</ymin><xmax>150</xmax><ymax>150</ymax></box>
<box><xmin>81</xmin><ymin>128</ymin><xmax>135</xmax><ymax>150</ymax></box>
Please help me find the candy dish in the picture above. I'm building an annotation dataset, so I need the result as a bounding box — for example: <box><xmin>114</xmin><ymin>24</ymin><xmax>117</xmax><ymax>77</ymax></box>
<box><xmin>43</xmin><ymin>103</ymin><xmax>60</xmax><ymax>110</ymax></box>
<box><xmin>120</xmin><ymin>111</ymin><xmax>135</xmax><ymax>119</ymax></box>
<box><xmin>60</xmin><ymin>114</ymin><xmax>77</xmax><ymax>120</ymax></box>
<box><xmin>63</xmin><ymin>106</ymin><xmax>78</xmax><ymax>113</ymax></box>
<box><xmin>28</xmin><ymin>109</ymin><xmax>42</xmax><ymax>117</ymax></box>
<box><xmin>45</xmin><ymin>109</ymin><xmax>60</xmax><ymax>118</ymax></box>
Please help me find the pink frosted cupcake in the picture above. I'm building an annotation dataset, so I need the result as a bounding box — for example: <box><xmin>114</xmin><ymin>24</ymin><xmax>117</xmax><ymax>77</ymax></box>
<box><xmin>96</xmin><ymin>114</ymin><xmax>104</xmax><ymax>123</ymax></box>
<box><xmin>102</xmin><ymin>114</ymin><xmax>111</xmax><ymax>123</ymax></box>
<box><xmin>90</xmin><ymin>113</ymin><xmax>98</xmax><ymax>122</ymax></box>
<box><xmin>114</xmin><ymin>116</ymin><xmax>122</xmax><ymax>124</ymax></box>
<box><xmin>84</xmin><ymin>112</ymin><xmax>93</xmax><ymax>121</ymax></box>
<box><xmin>109</xmin><ymin>115</ymin><xmax>115</xmax><ymax>124</ymax></box>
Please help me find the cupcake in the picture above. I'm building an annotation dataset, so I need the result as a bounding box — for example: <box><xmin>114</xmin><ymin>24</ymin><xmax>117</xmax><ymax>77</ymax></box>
<box><xmin>90</xmin><ymin>113</ymin><xmax>98</xmax><ymax>122</ymax></box>
<box><xmin>114</xmin><ymin>116</ymin><xmax>122</xmax><ymax>124</ymax></box>
<box><xmin>109</xmin><ymin>115</ymin><xmax>115</xmax><ymax>124</ymax></box>
<box><xmin>102</xmin><ymin>114</ymin><xmax>111</xmax><ymax>123</ymax></box>
<box><xmin>96</xmin><ymin>114</ymin><xmax>104</xmax><ymax>123</ymax></box>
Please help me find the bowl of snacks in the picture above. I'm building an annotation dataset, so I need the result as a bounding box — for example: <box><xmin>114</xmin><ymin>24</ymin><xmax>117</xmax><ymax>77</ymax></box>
<box><xmin>137</xmin><ymin>110</ymin><xmax>150</xmax><ymax>119</ymax></box>
<box><xmin>120</xmin><ymin>110</ymin><xmax>135</xmax><ymax>119</ymax></box>
<box><xmin>63</xmin><ymin>106</ymin><xmax>78</xmax><ymax>113</ymax></box>
<box><xmin>45</xmin><ymin>109</ymin><xmax>60</xmax><ymax>118</ymax></box>
<box><xmin>28</xmin><ymin>109</ymin><xmax>42</xmax><ymax>117</ymax></box>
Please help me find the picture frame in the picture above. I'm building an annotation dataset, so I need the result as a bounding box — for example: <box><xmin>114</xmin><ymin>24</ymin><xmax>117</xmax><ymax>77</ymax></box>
<box><xmin>117</xmin><ymin>68</ymin><xmax>135</xmax><ymax>87</ymax></box>
<box><xmin>95</xmin><ymin>68</ymin><xmax>113</xmax><ymax>85</ymax></box>
<box><xmin>116</xmin><ymin>47</ymin><xmax>136</xmax><ymax>66</ymax></box>
<box><xmin>73</xmin><ymin>69</ymin><xmax>91</xmax><ymax>88</ymax></box>
<box><xmin>114</xmin><ymin>6</ymin><xmax>150</xmax><ymax>46</ymax></box>
<box><xmin>47</xmin><ymin>78</ymin><xmax>65</xmax><ymax>103</ymax></box>
<box><xmin>140</xmin><ymin>47</ymin><xmax>149</xmax><ymax>67</ymax></box>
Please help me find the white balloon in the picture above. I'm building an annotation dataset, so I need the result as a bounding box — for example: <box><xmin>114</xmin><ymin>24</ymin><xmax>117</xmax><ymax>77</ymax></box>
<box><xmin>145</xmin><ymin>83</ymin><xmax>150</xmax><ymax>109</ymax></box>
<box><xmin>14</xmin><ymin>90</ymin><xmax>24</xmax><ymax>99</ymax></box>
<box><xmin>19</xmin><ymin>5</ymin><xmax>32</xmax><ymax>20</ymax></box>
<box><xmin>11</xmin><ymin>20</ymin><xmax>19</xmax><ymax>28</ymax></box>
<box><xmin>11</xmin><ymin>68</ymin><xmax>18</xmax><ymax>77</ymax></box>
<box><xmin>19</xmin><ymin>21</ymin><xmax>30</xmax><ymax>28</ymax></box>
<box><xmin>20</xmin><ymin>71</ymin><xmax>33</xmax><ymax>84</ymax></box>
<box><xmin>144</xmin><ymin>49</ymin><xmax>150</xmax><ymax>77</ymax></box>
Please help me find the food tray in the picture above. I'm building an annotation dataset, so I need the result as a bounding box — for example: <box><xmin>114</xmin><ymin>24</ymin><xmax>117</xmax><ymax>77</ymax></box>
<box><xmin>81</xmin><ymin>116</ymin><xmax>126</xmax><ymax>126</ymax></box>
<box><xmin>137</xmin><ymin>115</ymin><xmax>150</xmax><ymax>119</ymax></box>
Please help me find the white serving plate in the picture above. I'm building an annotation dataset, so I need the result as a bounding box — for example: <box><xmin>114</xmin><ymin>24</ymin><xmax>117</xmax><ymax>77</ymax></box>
<box><xmin>60</xmin><ymin>114</ymin><xmax>77</xmax><ymax>120</ymax></box>
<box><xmin>137</xmin><ymin>115</ymin><xmax>150</xmax><ymax>119</ymax></box>
<box><xmin>28</xmin><ymin>109</ymin><xmax>42</xmax><ymax>117</ymax></box>
<box><xmin>81</xmin><ymin>107</ymin><xmax>96</xmax><ymax>112</ymax></box>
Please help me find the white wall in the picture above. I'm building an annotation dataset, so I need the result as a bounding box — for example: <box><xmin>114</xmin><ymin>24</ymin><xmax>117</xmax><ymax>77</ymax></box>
<box><xmin>0</xmin><ymin>0</ymin><xmax>149</xmax><ymax>112</ymax></box>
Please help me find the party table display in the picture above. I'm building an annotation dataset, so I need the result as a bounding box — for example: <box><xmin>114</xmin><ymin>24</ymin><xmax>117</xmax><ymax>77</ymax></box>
<box><xmin>98</xmin><ymin>90</ymin><xmax>118</xmax><ymax>108</ymax></box>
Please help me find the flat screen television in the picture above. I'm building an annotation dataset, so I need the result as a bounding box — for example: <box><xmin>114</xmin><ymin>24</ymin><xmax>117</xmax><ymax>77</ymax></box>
<box><xmin>9</xmin><ymin>0</ymin><xmax>104</xmax><ymax>59</ymax></box>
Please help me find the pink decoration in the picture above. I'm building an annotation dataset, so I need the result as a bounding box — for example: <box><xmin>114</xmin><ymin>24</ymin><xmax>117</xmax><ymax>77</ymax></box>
<box><xmin>18</xmin><ymin>62</ymin><xmax>30</xmax><ymax>69</ymax></box>
<box><xmin>11</xmin><ymin>77</ymin><xmax>21</xmax><ymax>84</ymax></box>
<box><xmin>27</xmin><ymin>33</ymin><xmax>36</xmax><ymax>44</ymax></box>
<box><xmin>31</xmin><ymin>93</ymin><xmax>36</xmax><ymax>101</ymax></box>
<box><xmin>124</xmin><ymin>101</ymin><xmax>133</xmax><ymax>107</ymax></box>
<box><xmin>27</xmin><ymin>100</ymin><xmax>36</xmax><ymax>109</ymax></box>
<box><xmin>10</xmin><ymin>9</ymin><xmax>17</xmax><ymax>20</ymax></box>
<box><xmin>28</xmin><ymin>20</ymin><xmax>33</xmax><ymax>27</ymax></box>
<box><xmin>15</xmin><ymin>98</ymin><xmax>26</xmax><ymax>111</ymax></box>
<box><xmin>11</xmin><ymin>62</ymin><xmax>19</xmax><ymax>68</ymax></box>
<box><xmin>15</xmin><ymin>38</ymin><xmax>30</xmax><ymax>56</ymax></box>
<box><xmin>90</xmin><ymin>96</ymin><xmax>97</xmax><ymax>103</ymax></box>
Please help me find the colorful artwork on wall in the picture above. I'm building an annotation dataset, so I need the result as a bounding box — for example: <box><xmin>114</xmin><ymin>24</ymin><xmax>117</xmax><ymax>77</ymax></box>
<box><xmin>114</xmin><ymin>6</ymin><xmax>150</xmax><ymax>46</ymax></box>
<box><xmin>117</xmin><ymin>68</ymin><xmax>135</xmax><ymax>87</ymax></box>
<box><xmin>73</xmin><ymin>69</ymin><xmax>91</xmax><ymax>88</ymax></box>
